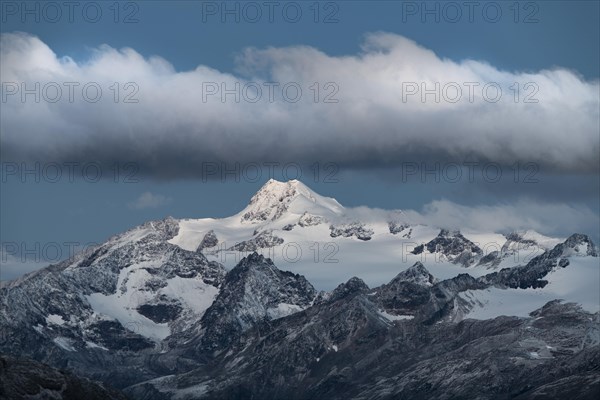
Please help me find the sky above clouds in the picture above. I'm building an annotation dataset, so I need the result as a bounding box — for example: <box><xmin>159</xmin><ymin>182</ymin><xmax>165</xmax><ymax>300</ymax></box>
<box><xmin>1</xmin><ymin>1</ymin><xmax>599</xmax><ymax>279</ymax></box>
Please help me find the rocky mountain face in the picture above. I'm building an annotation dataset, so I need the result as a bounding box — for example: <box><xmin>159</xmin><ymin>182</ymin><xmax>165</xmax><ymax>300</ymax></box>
<box><xmin>412</xmin><ymin>229</ymin><xmax>483</xmax><ymax>266</ymax></box>
<box><xmin>0</xmin><ymin>217</ymin><xmax>227</xmax><ymax>387</ymax></box>
<box><xmin>126</xmin><ymin>242</ymin><xmax>599</xmax><ymax>400</ymax></box>
<box><xmin>1</xmin><ymin>180</ymin><xmax>599</xmax><ymax>399</ymax></box>
<box><xmin>197</xmin><ymin>230</ymin><xmax>218</xmax><ymax>252</ymax></box>
<box><xmin>371</xmin><ymin>262</ymin><xmax>436</xmax><ymax>317</ymax></box>
<box><xmin>227</xmin><ymin>230</ymin><xmax>284</xmax><ymax>252</ymax></box>
<box><xmin>195</xmin><ymin>253</ymin><xmax>317</xmax><ymax>356</ymax></box>
<box><xmin>329</xmin><ymin>222</ymin><xmax>374</xmax><ymax>241</ymax></box>
<box><xmin>3</xmin><ymin>233</ymin><xmax>599</xmax><ymax>399</ymax></box>
<box><xmin>409</xmin><ymin>228</ymin><xmax>569</xmax><ymax>269</ymax></box>
<box><xmin>480</xmin><ymin>233</ymin><xmax>598</xmax><ymax>290</ymax></box>
<box><xmin>0</xmin><ymin>354</ymin><xmax>129</xmax><ymax>400</ymax></box>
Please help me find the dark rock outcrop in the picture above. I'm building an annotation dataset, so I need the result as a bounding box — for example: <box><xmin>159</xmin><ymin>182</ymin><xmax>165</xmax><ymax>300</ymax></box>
<box><xmin>330</xmin><ymin>223</ymin><xmax>374</xmax><ymax>241</ymax></box>
<box><xmin>0</xmin><ymin>354</ymin><xmax>128</xmax><ymax>400</ymax></box>
<box><xmin>197</xmin><ymin>253</ymin><xmax>317</xmax><ymax>355</ymax></box>
<box><xmin>412</xmin><ymin>229</ymin><xmax>483</xmax><ymax>266</ymax></box>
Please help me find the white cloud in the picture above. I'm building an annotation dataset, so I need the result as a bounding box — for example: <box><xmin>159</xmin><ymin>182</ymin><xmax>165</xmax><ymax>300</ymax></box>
<box><xmin>1</xmin><ymin>32</ymin><xmax>598</xmax><ymax>177</ymax></box>
<box><xmin>401</xmin><ymin>199</ymin><xmax>599</xmax><ymax>238</ymax></box>
<box><xmin>327</xmin><ymin>197</ymin><xmax>598</xmax><ymax>240</ymax></box>
<box><xmin>128</xmin><ymin>192</ymin><xmax>172</xmax><ymax>210</ymax></box>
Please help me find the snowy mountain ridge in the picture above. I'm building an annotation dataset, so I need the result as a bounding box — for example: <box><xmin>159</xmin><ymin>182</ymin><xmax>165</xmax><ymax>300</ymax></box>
<box><xmin>167</xmin><ymin>179</ymin><xmax>574</xmax><ymax>290</ymax></box>
<box><xmin>1</xmin><ymin>179</ymin><xmax>598</xmax><ymax>399</ymax></box>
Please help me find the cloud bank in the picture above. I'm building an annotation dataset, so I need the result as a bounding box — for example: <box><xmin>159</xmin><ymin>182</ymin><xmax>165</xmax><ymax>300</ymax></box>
<box><xmin>405</xmin><ymin>199</ymin><xmax>600</xmax><ymax>238</ymax></box>
<box><xmin>342</xmin><ymin>198</ymin><xmax>598</xmax><ymax>241</ymax></box>
<box><xmin>1</xmin><ymin>32</ymin><xmax>598</xmax><ymax>178</ymax></box>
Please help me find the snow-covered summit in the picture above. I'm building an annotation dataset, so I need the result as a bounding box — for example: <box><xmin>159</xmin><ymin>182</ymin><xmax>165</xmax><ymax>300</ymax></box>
<box><xmin>239</xmin><ymin>179</ymin><xmax>344</xmax><ymax>223</ymax></box>
<box><xmin>164</xmin><ymin>179</ymin><xmax>597</xmax><ymax>294</ymax></box>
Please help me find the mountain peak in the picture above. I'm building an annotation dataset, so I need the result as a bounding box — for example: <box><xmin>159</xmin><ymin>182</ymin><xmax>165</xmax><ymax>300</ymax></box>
<box><xmin>330</xmin><ymin>277</ymin><xmax>369</xmax><ymax>301</ymax></box>
<box><xmin>240</xmin><ymin>179</ymin><xmax>343</xmax><ymax>223</ymax></box>
<box><xmin>390</xmin><ymin>262</ymin><xmax>436</xmax><ymax>286</ymax></box>
<box><xmin>266</xmin><ymin>178</ymin><xmax>300</xmax><ymax>185</ymax></box>
<box><xmin>237</xmin><ymin>251</ymin><xmax>274</xmax><ymax>269</ymax></box>
<box><xmin>224</xmin><ymin>252</ymin><xmax>276</xmax><ymax>283</ymax></box>
<box><xmin>254</xmin><ymin>179</ymin><xmax>312</xmax><ymax>200</ymax></box>
<box><xmin>198</xmin><ymin>252</ymin><xmax>317</xmax><ymax>353</ymax></box>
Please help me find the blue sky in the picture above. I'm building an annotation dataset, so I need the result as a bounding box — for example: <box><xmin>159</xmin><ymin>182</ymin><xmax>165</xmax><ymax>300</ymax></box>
<box><xmin>1</xmin><ymin>1</ymin><xmax>599</xmax><ymax>279</ymax></box>
<box><xmin>3</xmin><ymin>1</ymin><xmax>598</xmax><ymax>77</ymax></box>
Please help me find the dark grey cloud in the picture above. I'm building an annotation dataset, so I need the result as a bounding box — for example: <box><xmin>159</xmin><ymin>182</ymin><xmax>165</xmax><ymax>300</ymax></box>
<box><xmin>1</xmin><ymin>32</ymin><xmax>599</xmax><ymax>179</ymax></box>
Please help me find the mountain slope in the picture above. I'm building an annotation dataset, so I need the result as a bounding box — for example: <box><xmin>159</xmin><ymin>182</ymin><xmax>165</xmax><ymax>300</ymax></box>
<box><xmin>0</xmin><ymin>354</ymin><xmax>129</xmax><ymax>400</ymax></box>
<box><xmin>195</xmin><ymin>252</ymin><xmax>317</xmax><ymax>356</ymax></box>
<box><xmin>164</xmin><ymin>179</ymin><xmax>586</xmax><ymax>292</ymax></box>
<box><xmin>0</xmin><ymin>217</ymin><xmax>226</xmax><ymax>387</ymax></box>
<box><xmin>2</xmin><ymin>179</ymin><xmax>598</xmax><ymax>399</ymax></box>
<box><xmin>126</xmin><ymin>252</ymin><xmax>599</xmax><ymax>400</ymax></box>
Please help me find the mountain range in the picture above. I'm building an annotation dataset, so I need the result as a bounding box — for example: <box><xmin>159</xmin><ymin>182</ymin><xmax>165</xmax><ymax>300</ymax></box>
<box><xmin>1</xmin><ymin>179</ymin><xmax>598</xmax><ymax>399</ymax></box>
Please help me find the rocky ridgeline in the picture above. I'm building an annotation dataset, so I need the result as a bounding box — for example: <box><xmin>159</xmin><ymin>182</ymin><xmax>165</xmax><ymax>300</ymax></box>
<box><xmin>1</xmin><ymin>226</ymin><xmax>598</xmax><ymax>399</ymax></box>
<box><xmin>227</xmin><ymin>230</ymin><xmax>285</xmax><ymax>252</ymax></box>
<box><xmin>127</xmin><ymin>237</ymin><xmax>599</xmax><ymax>399</ymax></box>
<box><xmin>412</xmin><ymin>229</ymin><xmax>483</xmax><ymax>266</ymax></box>
<box><xmin>329</xmin><ymin>222</ymin><xmax>374</xmax><ymax>241</ymax></box>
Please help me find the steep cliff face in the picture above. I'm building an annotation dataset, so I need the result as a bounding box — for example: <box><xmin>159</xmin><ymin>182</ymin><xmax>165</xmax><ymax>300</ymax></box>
<box><xmin>196</xmin><ymin>252</ymin><xmax>317</xmax><ymax>355</ymax></box>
